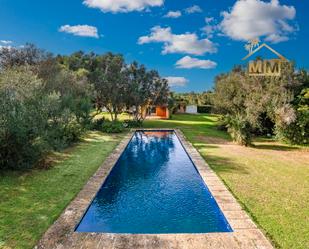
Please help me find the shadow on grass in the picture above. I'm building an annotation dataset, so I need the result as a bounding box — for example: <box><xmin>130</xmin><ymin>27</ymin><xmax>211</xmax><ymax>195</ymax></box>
<box><xmin>194</xmin><ymin>143</ymin><xmax>249</xmax><ymax>175</ymax></box>
<box><xmin>207</xmin><ymin>154</ymin><xmax>249</xmax><ymax>175</ymax></box>
<box><xmin>194</xmin><ymin>143</ymin><xmax>219</xmax><ymax>149</ymax></box>
<box><xmin>0</xmin><ymin>131</ymin><xmax>121</xmax><ymax>177</ymax></box>
<box><xmin>253</xmin><ymin>143</ymin><xmax>299</xmax><ymax>151</ymax></box>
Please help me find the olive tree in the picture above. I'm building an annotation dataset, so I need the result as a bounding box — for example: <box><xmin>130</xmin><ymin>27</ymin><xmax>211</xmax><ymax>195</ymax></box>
<box><xmin>92</xmin><ymin>53</ymin><xmax>128</xmax><ymax>121</ymax></box>
<box><xmin>0</xmin><ymin>67</ymin><xmax>48</xmax><ymax>169</ymax></box>
<box><xmin>213</xmin><ymin>63</ymin><xmax>301</xmax><ymax>145</ymax></box>
<box><xmin>126</xmin><ymin>62</ymin><xmax>169</xmax><ymax>123</ymax></box>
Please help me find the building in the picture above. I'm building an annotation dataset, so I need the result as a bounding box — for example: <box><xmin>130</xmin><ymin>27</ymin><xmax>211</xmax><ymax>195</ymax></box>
<box><xmin>186</xmin><ymin>105</ymin><xmax>198</xmax><ymax>114</ymax></box>
<box><xmin>175</xmin><ymin>102</ymin><xmax>198</xmax><ymax>114</ymax></box>
<box><xmin>147</xmin><ymin>106</ymin><xmax>170</xmax><ymax>119</ymax></box>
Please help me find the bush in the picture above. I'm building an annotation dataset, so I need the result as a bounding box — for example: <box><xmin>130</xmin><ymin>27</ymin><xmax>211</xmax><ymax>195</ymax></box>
<box><xmin>101</xmin><ymin>121</ymin><xmax>125</xmax><ymax>133</ymax></box>
<box><xmin>123</xmin><ymin>119</ymin><xmax>143</xmax><ymax>128</ymax></box>
<box><xmin>212</xmin><ymin>64</ymin><xmax>308</xmax><ymax>145</ymax></box>
<box><xmin>216</xmin><ymin>115</ymin><xmax>228</xmax><ymax>131</ymax></box>
<box><xmin>92</xmin><ymin>117</ymin><xmax>105</xmax><ymax>130</ymax></box>
<box><xmin>0</xmin><ymin>68</ymin><xmax>49</xmax><ymax>170</ymax></box>
<box><xmin>253</xmin><ymin>113</ymin><xmax>275</xmax><ymax>136</ymax></box>
<box><xmin>275</xmin><ymin>103</ymin><xmax>309</xmax><ymax>145</ymax></box>
<box><xmin>0</xmin><ymin>66</ymin><xmax>93</xmax><ymax>170</ymax></box>
<box><xmin>225</xmin><ymin>114</ymin><xmax>252</xmax><ymax>146</ymax></box>
<box><xmin>42</xmin><ymin>92</ymin><xmax>86</xmax><ymax>150</ymax></box>
<box><xmin>46</xmin><ymin>120</ymin><xmax>84</xmax><ymax>150</ymax></box>
<box><xmin>197</xmin><ymin>105</ymin><xmax>212</xmax><ymax>114</ymax></box>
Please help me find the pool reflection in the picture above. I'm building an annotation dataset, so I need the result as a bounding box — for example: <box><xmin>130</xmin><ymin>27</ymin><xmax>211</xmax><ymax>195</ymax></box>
<box><xmin>76</xmin><ymin>131</ymin><xmax>232</xmax><ymax>233</ymax></box>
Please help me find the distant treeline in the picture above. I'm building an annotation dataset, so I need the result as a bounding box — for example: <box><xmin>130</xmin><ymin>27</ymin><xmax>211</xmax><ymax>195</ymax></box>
<box><xmin>171</xmin><ymin>91</ymin><xmax>214</xmax><ymax>106</ymax></box>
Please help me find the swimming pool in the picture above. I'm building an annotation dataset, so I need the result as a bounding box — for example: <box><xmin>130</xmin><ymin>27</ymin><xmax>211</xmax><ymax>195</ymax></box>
<box><xmin>76</xmin><ymin>130</ymin><xmax>232</xmax><ymax>233</ymax></box>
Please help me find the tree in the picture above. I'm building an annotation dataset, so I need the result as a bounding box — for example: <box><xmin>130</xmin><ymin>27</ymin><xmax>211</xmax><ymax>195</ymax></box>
<box><xmin>126</xmin><ymin>62</ymin><xmax>169</xmax><ymax>122</ymax></box>
<box><xmin>213</xmin><ymin>70</ymin><xmax>248</xmax><ymax>115</ymax></box>
<box><xmin>213</xmin><ymin>63</ymin><xmax>301</xmax><ymax>145</ymax></box>
<box><xmin>148</xmin><ymin>70</ymin><xmax>169</xmax><ymax>109</ymax></box>
<box><xmin>0</xmin><ymin>45</ymin><xmax>94</xmax><ymax>169</ymax></box>
<box><xmin>0</xmin><ymin>43</ymin><xmax>50</xmax><ymax>70</ymax></box>
<box><xmin>213</xmin><ymin>69</ymin><xmax>253</xmax><ymax>145</ymax></box>
<box><xmin>57</xmin><ymin>52</ymin><xmax>170</xmax><ymax>122</ymax></box>
<box><xmin>274</xmin><ymin>70</ymin><xmax>309</xmax><ymax>144</ymax></box>
<box><xmin>200</xmin><ymin>91</ymin><xmax>214</xmax><ymax>106</ymax></box>
<box><xmin>170</xmin><ymin>91</ymin><xmax>214</xmax><ymax>107</ymax></box>
<box><xmin>126</xmin><ymin>62</ymin><xmax>151</xmax><ymax>122</ymax></box>
<box><xmin>44</xmin><ymin>68</ymin><xmax>93</xmax><ymax>129</ymax></box>
<box><xmin>93</xmin><ymin>53</ymin><xmax>128</xmax><ymax>121</ymax></box>
<box><xmin>0</xmin><ymin>67</ymin><xmax>48</xmax><ymax>169</ymax></box>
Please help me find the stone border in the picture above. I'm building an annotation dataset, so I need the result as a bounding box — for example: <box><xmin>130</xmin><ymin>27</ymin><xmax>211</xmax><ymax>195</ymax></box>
<box><xmin>36</xmin><ymin>129</ymin><xmax>273</xmax><ymax>249</ymax></box>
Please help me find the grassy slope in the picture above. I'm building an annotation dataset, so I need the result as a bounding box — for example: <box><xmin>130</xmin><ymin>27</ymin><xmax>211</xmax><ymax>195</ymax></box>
<box><xmin>0</xmin><ymin>132</ymin><xmax>124</xmax><ymax>249</ymax></box>
<box><xmin>144</xmin><ymin>114</ymin><xmax>309</xmax><ymax>249</ymax></box>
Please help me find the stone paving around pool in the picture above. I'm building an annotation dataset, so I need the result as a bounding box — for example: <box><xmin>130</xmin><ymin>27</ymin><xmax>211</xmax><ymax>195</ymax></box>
<box><xmin>36</xmin><ymin>129</ymin><xmax>273</xmax><ymax>249</ymax></box>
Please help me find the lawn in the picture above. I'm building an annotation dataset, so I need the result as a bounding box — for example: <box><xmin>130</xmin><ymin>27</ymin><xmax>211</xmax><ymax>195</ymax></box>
<box><xmin>144</xmin><ymin>114</ymin><xmax>309</xmax><ymax>249</ymax></box>
<box><xmin>0</xmin><ymin>131</ymin><xmax>125</xmax><ymax>249</ymax></box>
<box><xmin>1</xmin><ymin>114</ymin><xmax>308</xmax><ymax>249</ymax></box>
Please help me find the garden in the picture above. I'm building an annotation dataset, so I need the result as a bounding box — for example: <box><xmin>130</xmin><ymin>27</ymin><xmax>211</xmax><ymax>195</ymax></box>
<box><xmin>0</xmin><ymin>44</ymin><xmax>308</xmax><ymax>249</ymax></box>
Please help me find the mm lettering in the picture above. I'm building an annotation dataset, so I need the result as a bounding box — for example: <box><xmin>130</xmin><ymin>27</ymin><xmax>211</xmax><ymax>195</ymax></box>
<box><xmin>248</xmin><ymin>59</ymin><xmax>282</xmax><ymax>76</ymax></box>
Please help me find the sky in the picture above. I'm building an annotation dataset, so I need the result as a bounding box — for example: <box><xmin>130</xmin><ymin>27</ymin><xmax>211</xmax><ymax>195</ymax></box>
<box><xmin>0</xmin><ymin>0</ymin><xmax>308</xmax><ymax>92</ymax></box>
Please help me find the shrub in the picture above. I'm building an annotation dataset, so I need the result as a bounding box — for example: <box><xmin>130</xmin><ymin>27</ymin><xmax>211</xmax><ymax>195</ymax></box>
<box><xmin>101</xmin><ymin>121</ymin><xmax>125</xmax><ymax>133</ymax></box>
<box><xmin>123</xmin><ymin>119</ymin><xmax>143</xmax><ymax>128</ymax></box>
<box><xmin>0</xmin><ymin>68</ymin><xmax>49</xmax><ymax>170</ymax></box>
<box><xmin>212</xmin><ymin>64</ymin><xmax>307</xmax><ymax>145</ymax></box>
<box><xmin>0</xmin><ymin>66</ymin><xmax>93</xmax><ymax>170</ymax></box>
<box><xmin>42</xmin><ymin>69</ymin><xmax>93</xmax><ymax>150</ymax></box>
<box><xmin>46</xmin><ymin>120</ymin><xmax>84</xmax><ymax>150</ymax></box>
<box><xmin>216</xmin><ymin>115</ymin><xmax>228</xmax><ymax>131</ymax></box>
<box><xmin>92</xmin><ymin>117</ymin><xmax>105</xmax><ymax>130</ymax></box>
<box><xmin>225</xmin><ymin>114</ymin><xmax>252</xmax><ymax>146</ymax></box>
<box><xmin>275</xmin><ymin>100</ymin><xmax>309</xmax><ymax>145</ymax></box>
<box><xmin>75</xmin><ymin>96</ymin><xmax>93</xmax><ymax>128</ymax></box>
<box><xmin>253</xmin><ymin>113</ymin><xmax>275</xmax><ymax>136</ymax></box>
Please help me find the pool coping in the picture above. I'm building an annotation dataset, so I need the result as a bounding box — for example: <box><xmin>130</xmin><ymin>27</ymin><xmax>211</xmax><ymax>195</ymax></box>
<box><xmin>36</xmin><ymin>129</ymin><xmax>273</xmax><ymax>249</ymax></box>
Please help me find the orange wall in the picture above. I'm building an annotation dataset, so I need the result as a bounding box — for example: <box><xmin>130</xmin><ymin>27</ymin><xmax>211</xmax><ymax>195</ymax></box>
<box><xmin>156</xmin><ymin>107</ymin><xmax>167</xmax><ymax>117</ymax></box>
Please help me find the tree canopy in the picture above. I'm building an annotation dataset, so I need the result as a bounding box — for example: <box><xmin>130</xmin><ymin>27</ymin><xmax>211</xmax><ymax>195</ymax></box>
<box><xmin>213</xmin><ymin>64</ymin><xmax>308</xmax><ymax>145</ymax></box>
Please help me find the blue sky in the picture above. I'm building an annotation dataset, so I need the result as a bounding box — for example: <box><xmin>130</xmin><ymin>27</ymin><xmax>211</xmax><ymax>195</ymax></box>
<box><xmin>0</xmin><ymin>0</ymin><xmax>308</xmax><ymax>92</ymax></box>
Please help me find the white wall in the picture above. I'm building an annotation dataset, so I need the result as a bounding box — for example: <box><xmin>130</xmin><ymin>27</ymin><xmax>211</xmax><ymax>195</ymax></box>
<box><xmin>186</xmin><ymin>105</ymin><xmax>197</xmax><ymax>114</ymax></box>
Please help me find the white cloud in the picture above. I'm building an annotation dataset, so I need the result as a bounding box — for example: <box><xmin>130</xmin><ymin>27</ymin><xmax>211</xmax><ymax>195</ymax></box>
<box><xmin>220</xmin><ymin>0</ymin><xmax>297</xmax><ymax>43</ymax></box>
<box><xmin>164</xmin><ymin>10</ymin><xmax>181</xmax><ymax>18</ymax></box>
<box><xmin>83</xmin><ymin>0</ymin><xmax>163</xmax><ymax>13</ymax></box>
<box><xmin>185</xmin><ymin>5</ymin><xmax>202</xmax><ymax>14</ymax></box>
<box><xmin>202</xmin><ymin>25</ymin><xmax>216</xmax><ymax>38</ymax></box>
<box><xmin>165</xmin><ymin>76</ymin><xmax>188</xmax><ymax>87</ymax></box>
<box><xmin>0</xmin><ymin>40</ymin><xmax>12</xmax><ymax>45</ymax></box>
<box><xmin>201</xmin><ymin>17</ymin><xmax>219</xmax><ymax>38</ymax></box>
<box><xmin>205</xmin><ymin>17</ymin><xmax>214</xmax><ymax>24</ymax></box>
<box><xmin>175</xmin><ymin>56</ymin><xmax>217</xmax><ymax>69</ymax></box>
<box><xmin>59</xmin><ymin>25</ymin><xmax>99</xmax><ymax>38</ymax></box>
<box><xmin>265</xmin><ymin>34</ymin><xmax>289</xmax><ymax>43</ymax></box>
<box><xmin>138</xmin><ymin>26</ymin><xmax>217</xmax><ymax>55</ymax></box>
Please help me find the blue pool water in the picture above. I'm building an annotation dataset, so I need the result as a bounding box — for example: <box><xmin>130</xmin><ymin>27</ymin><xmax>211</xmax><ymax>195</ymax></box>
<box><xmin>76</xmin><ymin>131</ymin><xmax>232</xmax><ymax>233</ymax></box>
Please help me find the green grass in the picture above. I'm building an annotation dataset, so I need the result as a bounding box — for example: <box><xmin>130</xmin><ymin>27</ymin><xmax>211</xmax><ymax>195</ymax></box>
<box><xmin>144</xmin><ymin>114</ymin><xmax>230</xmax><ymax>139</ymax></box>
<box><xmin>1</xmin><ymin>114</ymin><xmax>308</xmax><ymax>249</ymax></box>
<box><xmin>144</xmin><ymin>114</ymin><xmax>309</xmax><ymax>249</ymax></box>
<box><xmin>0</xmin><ymin>131</ymin><xmax>124</xmax><ymax>249</ymax></box>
